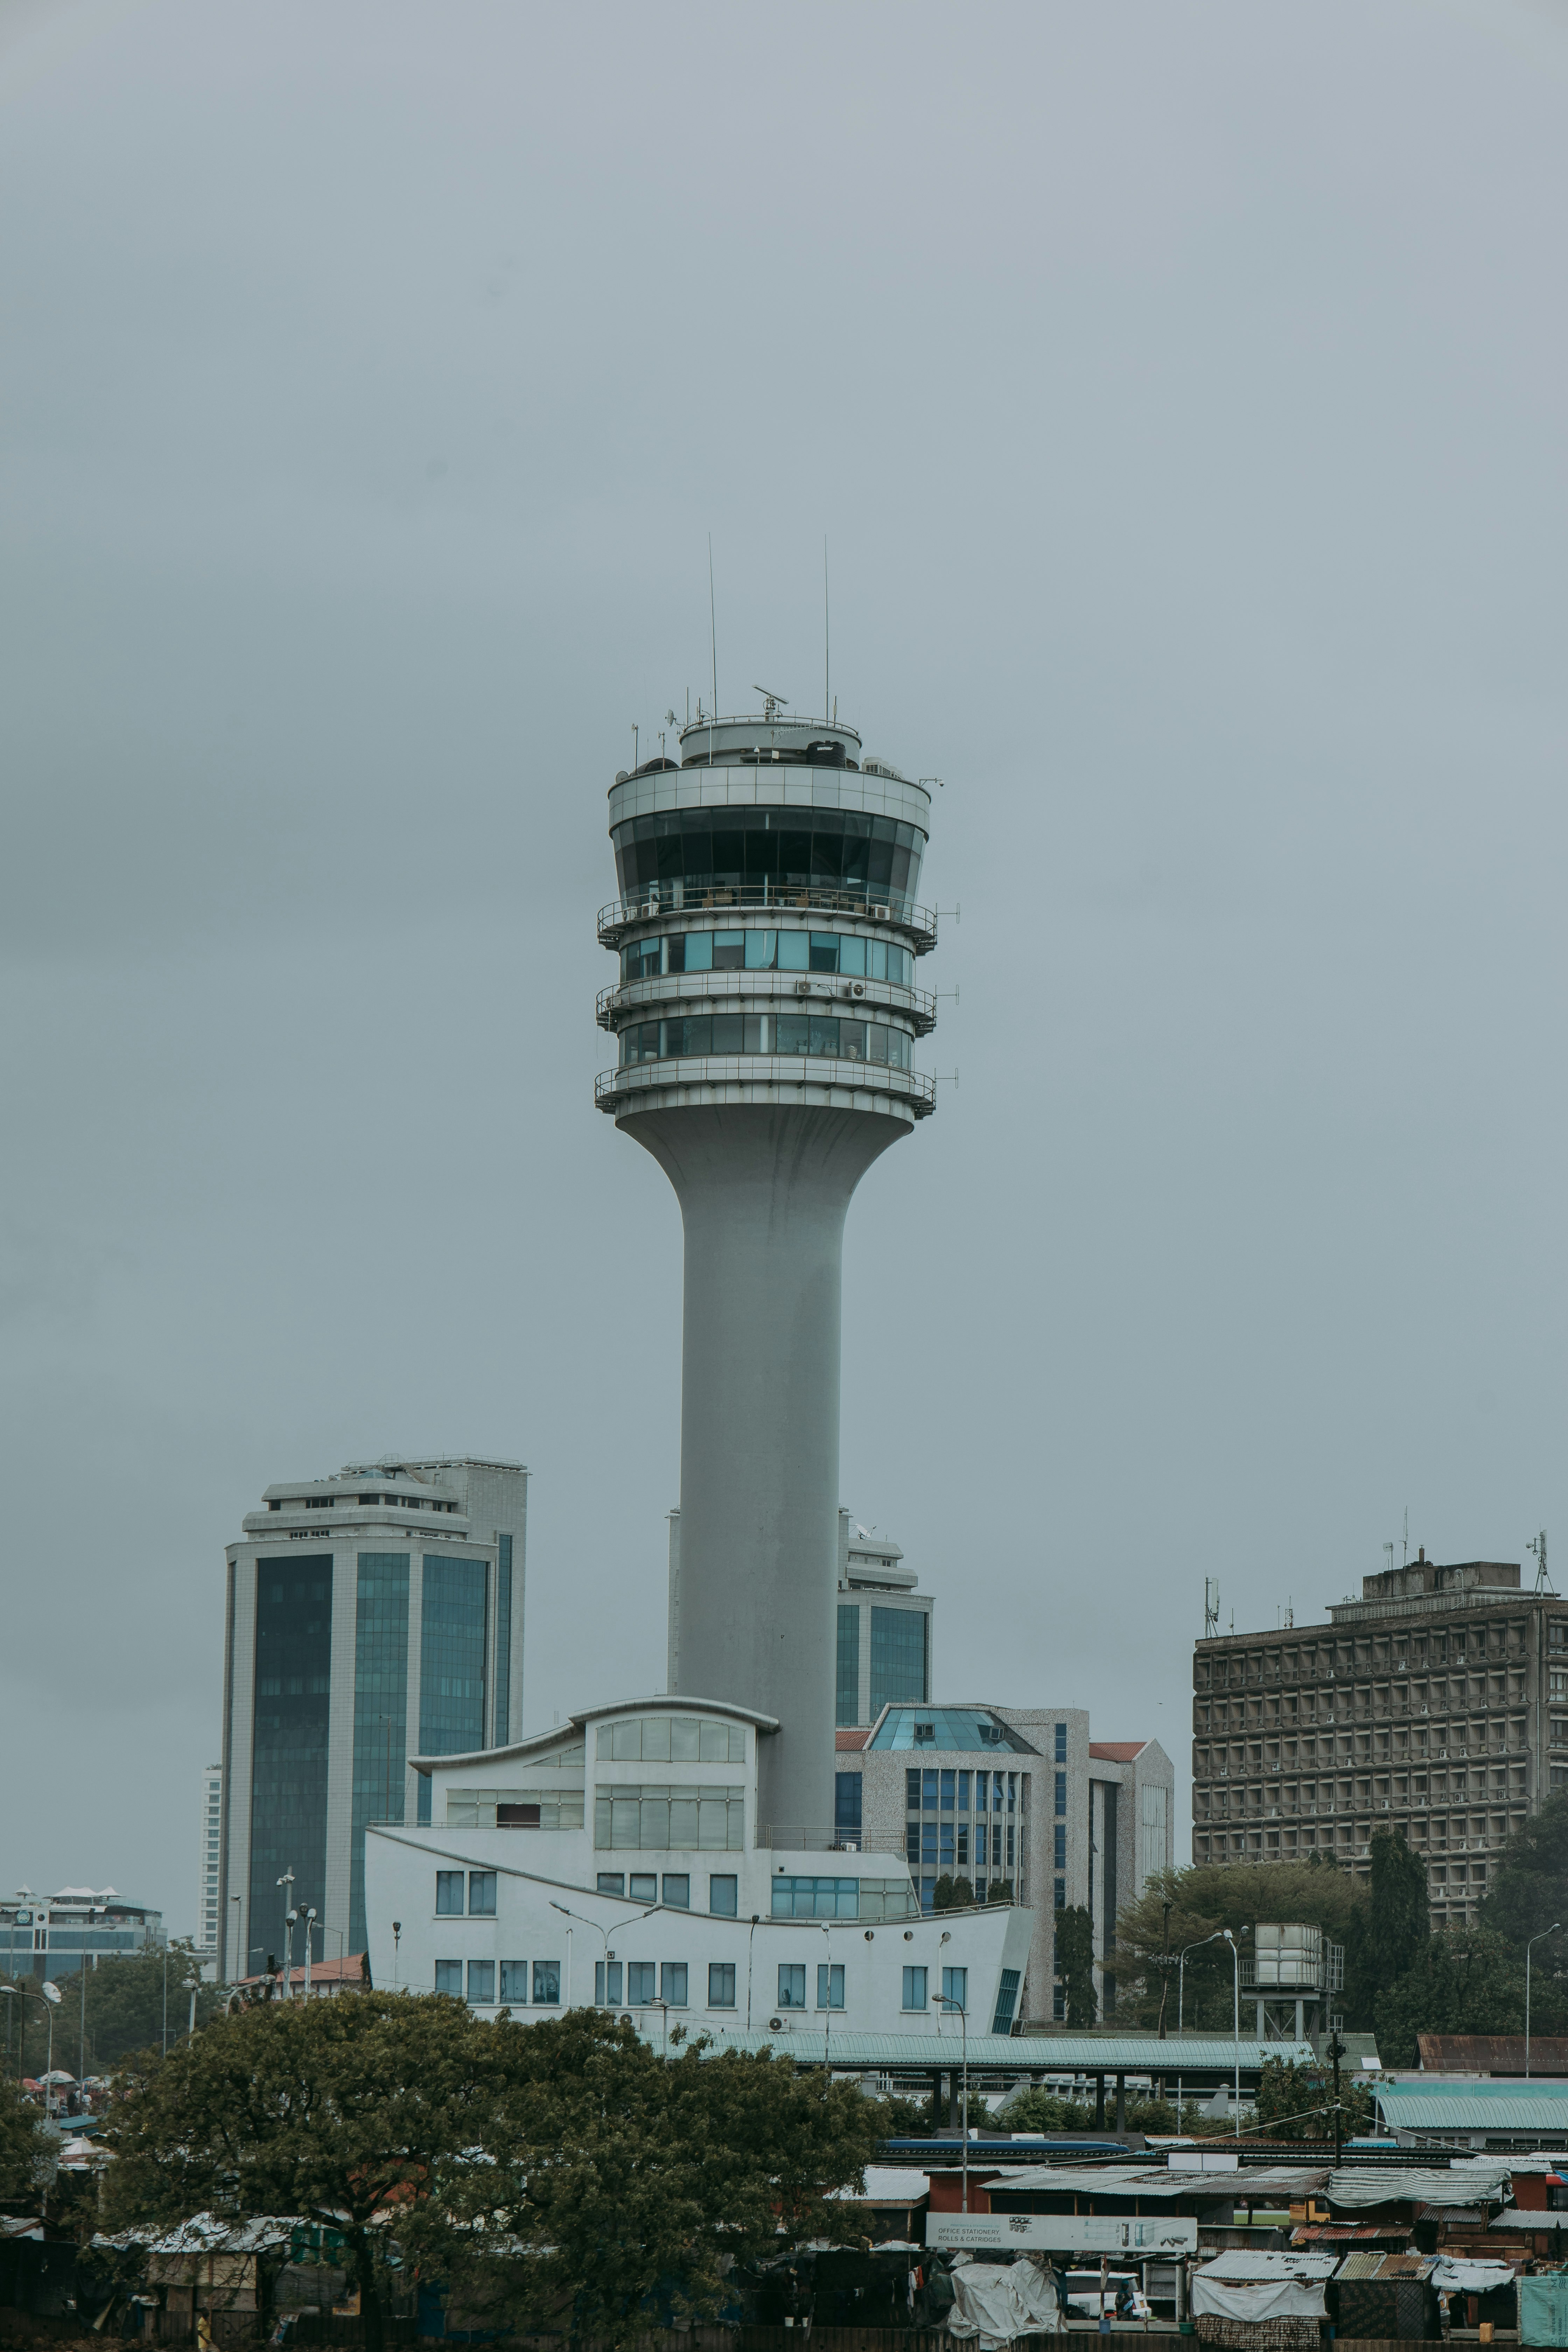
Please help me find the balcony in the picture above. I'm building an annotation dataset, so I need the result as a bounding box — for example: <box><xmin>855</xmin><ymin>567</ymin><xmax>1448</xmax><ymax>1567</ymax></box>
<box><xmin>596</xmin><ymin>1057</ymin><xmax>937</xmax><ymax>1116</ymax></box>
<box><xmin>756</xmin><ymin>1826</ymin><xmax>909</xmax><ymax>1857</ymax></box>
<box><xmin>598</xmin><ymin>972</ymin><xmax>938</xmax><ymax>1034</ymax></box>
<box><xmin>598</xmin><ymin>882</ymin><xmax>939</xmax><ymax>954</ymax></box>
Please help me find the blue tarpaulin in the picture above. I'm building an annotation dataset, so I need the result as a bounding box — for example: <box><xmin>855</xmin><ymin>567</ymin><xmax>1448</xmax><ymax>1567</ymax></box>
<box><xmin>1519</xmin><ymin>2273</ymin><xmax>1568</xmax><ymax>2348</ymax></box>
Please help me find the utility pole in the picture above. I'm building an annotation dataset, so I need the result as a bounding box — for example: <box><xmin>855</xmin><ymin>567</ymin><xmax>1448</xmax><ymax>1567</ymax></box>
<box><xmin>1328</xmin><ymin>2015</ymin><xmax>1346</xmax><ymax>2165</ymax></box>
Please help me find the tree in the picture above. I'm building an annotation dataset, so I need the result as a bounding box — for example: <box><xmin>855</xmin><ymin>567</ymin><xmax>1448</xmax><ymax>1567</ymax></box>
<box><xmin>103</xmin><ymin>1992</ymin><xmax>509</xmax><ymax>2352</ymax></box>
<box><xmin>1372</xmin><ymin>1924</ymin><xmax>1568</xmax><ymax>2066</ymax></box>
<box><xmin>4</xmin><ymin>1944</ymin><xmax>224</xmax><ymax>2080</ymax></box>
<box><xmin>0</xmin><ymin>2074</ymin><xmax>47</xmax><ymax>2197</ymax></box>
<box><xmin>1482</xmin><ymin>1795</ymin><xmax>1568</xmax><ymax>1948</ymax></box>
<box><xmin>408</xmin><ymin>2011</ymin><xmax>882</xmax><ymax>2350</ymax></box>
<box><xmin>1342</xmin><ymin>1832</ymin><xmax>1429</xmax><ymax>2025</ymax></box>
<box><xmin>1251</xmin><ymin>2055</ymin><xmax>1373</xmax><ymax>2144</ymax></box>
<box><xmin>1114</xmin><ymin>1863</ymin><xmax>1370</xmax><ymax>2030</ymax></box>
<box><xmin>1055</xmin><ymin>1905</ymin><xmax>1097</xmax><ymax>2027</ymax></box>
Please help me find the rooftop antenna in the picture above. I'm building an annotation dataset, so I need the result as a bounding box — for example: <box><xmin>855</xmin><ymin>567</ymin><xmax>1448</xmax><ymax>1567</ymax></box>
<box><xmin>1384</xmin><ymin>1541</ymin><xmax>1395</xmax><ymax>1577</ymax></box>
<box><xmin>824</xmin><ymin>535</ymin><xmax>830</xmax><ymax>723</ymax></box>
<box><xmin>707</xmin><ymin>535</ymin><xmax>718</xmax><ymax>760</ymax></box>
<box><xmin>1204</xmin><ymin>1577</ymin><xmax>1220</xmax><ymax>1639</ymax></box>
<box><xmin>1284</xmin><ymin>1597</ymin><xmax>1294</xmax><ymax>1629</ymax></box>
<box><xmin>1530</xmin><ymin>1530</ymin><xmax>1550</xmax><ymax>1593</ymax></box>
<box><xmin>1402</xmin><ymin>1507</ymin><xmax>1409</xmax><ymax>1567</ymax></box>
<box><xmin>753</xmin><ymin>685</ymin><xmax>789</xmax><ymax>719</ymax></box>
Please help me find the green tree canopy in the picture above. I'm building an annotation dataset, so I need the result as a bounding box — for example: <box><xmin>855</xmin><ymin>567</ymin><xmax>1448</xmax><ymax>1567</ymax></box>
<box><xmin>1055</xmin><ymin>1905</ymin><xmax>1097</xmax><ymax>2027</ymax></box>
<box><xmin>416</xmin><ymin>2012</ymin><xmax>882</xmax><ymax>2348</ymax></box>
<box><xmin>1250</xmin><ymin>2055</ymin><xmax>1373</xmax><ymax>2144</ymax></box>
<box><xmin>1372</xmin><ymin>1923</ymin><xmax>1568</xmax><ymax>2066</ymax></box>
<box><xmin>3</xmin><ymin>1943</ymin><xmax>223</xmax><ymax>2080</ymax></box>
<box><xmin>0</xmin><ymin>2073</ymin><xmax>47</xmax><ymax>2197</ymax></box>
<box><xmin>1482</xmin><ymin>1794</ymin><xmax>1568</xmax><ymax>1953</ymax></box>
<box><xmin>1114</xmin><ymin>1861</ymin><xmax>1368</xmax><ymax>2030</ymax></box>
<box><xmin>1342</xmin><ymin>1831</ymin><xmax>1429</xmax><ymax>2024</ymax></box>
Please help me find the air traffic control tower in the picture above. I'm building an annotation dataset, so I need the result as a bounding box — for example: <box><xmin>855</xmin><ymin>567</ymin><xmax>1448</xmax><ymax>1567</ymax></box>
<box><xmin>596</xmin><ymin>702</ymin><xmax>938</xmax><ymax>1841</ymax></box>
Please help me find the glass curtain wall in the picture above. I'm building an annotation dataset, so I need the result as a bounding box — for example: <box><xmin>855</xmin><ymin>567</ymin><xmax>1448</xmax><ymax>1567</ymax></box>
<box><xmin>249</xmin><ymin>1556</ymin><xmax>333</xmax><ymax>1972</ymax></box>
<box><xmin>419</xmin><ymin>1557</ymin><xmax>489</xmax><ymax>1776</ymax></box>
<box><xmin>869</xmin><ymin>1606</ymin><xmax>929</xmax><ymax>1718</ymax></box>
<box><xmin>835</xmin><ymin>1605</ymin><xmax>861</xmax><ymax>1727</ymax></box>
<box><xmin>494</xmin><ymin>1534</ymin><xmax>513</xmax><ymax>1746</ymax></box>
<box><xmin>349</xmin><ymin>1553</ymin><xmax>409</xmax><ymax>1955</ymax></box>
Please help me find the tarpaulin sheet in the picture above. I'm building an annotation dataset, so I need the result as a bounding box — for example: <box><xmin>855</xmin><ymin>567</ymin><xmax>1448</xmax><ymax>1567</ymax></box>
<box><xmin>1327</xmin><ymin>2164</ymin><xmax>1510</xmax><ymax>2208</ymax></box>
<box><xmin>1191</xmin><ymin>2278</ymin><xmax>1327</xmax><ymax>2322</ymax></box>
<box><xmin>1429</xmin><ymin>2258</ymin><xmax>1518</xmax><ymax>2293</ymax></box>
<box><xmin>1519</xmin><ymin>2273</ymin><xmax>1568</xmax><ymax>2348</ymax></box>
<box><xmin>946</xmin><ymin>2261</ymin><xmax>1058</xmax><ymax>2348</ymax></box>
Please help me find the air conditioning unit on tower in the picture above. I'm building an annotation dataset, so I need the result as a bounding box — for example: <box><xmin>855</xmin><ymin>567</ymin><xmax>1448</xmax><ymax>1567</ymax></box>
<box><xmin>872</xmin><ymin>904</ymin><xmax>891</xmax><ymax>921</ymax></box>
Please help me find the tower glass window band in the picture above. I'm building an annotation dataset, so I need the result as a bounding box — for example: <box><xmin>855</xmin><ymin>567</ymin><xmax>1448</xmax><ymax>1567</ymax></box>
<box><xmin>621</xmin><ymin>1014</ymin><xmax>912</xmax><ymax>1070</ymax></box>
<box><xmin>611</xmin><ymin>806</ymin><xmax>926</xmax><ymax>916</ymax></box>
<box><xmin>419</xmin><ymin>1557</ymin><xmax>489</xmax><ymax>1758</ymax></box>
<box><xmin>350</xmin><ymin>1552</ymin><xmax>409</xmax><ymax>1954</ymax></box>
<box><xmin>870</xmin><ymin>1607</ymin><xmax>929</xmax><ymax>1716</ymax></box>
<box><xmin>623</xmin><ymin>929</ymin><xmax>915</xmax><ymax>986</ymax></box>
<box><xmin>835</xmin><ymin>1604</ymin><xmax>861</xmax><ymax>1727</ymax></box>
<box><xmin>250</xmin><ymin>1556</ymin><xmax>332</xmax><ymax>1971</ymax></box>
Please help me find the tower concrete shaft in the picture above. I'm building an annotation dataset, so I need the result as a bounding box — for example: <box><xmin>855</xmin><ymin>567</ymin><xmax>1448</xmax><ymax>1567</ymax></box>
<box><xmin>630</xmin><ymin>1104</ymin><xmax>905</xmax><ymax>1835</ymax></box>
<box><xmin>596</xmin><ymin>706</ymin><xmax>938</xmax><ymax>1837</ymax></box>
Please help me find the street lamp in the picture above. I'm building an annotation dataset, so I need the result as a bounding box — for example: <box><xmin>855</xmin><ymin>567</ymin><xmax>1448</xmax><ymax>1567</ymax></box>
<box><xmin>932</xmin><ymin>1990</ymin><xmax>970</xmax><ymax>2211</ymax></box>
<box><xmin>302</xmin><ymin>1908</ymin><xmax>317</xmax><ymax>2001</ymax></box>
<box><xmin>276</xmin><ymin>1871</ymin><xmax>296</xmax><ymax>2001</ymax></box>
<box><xmin>1221</xmin><ymin>1930</ymin><xmax>1241</xmax><ymax>2137</ymax></box>
<box><xmin>2</xmin><ymin>1981</ymin><xmax>63</xmax><ymax>2112</ymax></box>
<box><xmin>391</xmin><ymin>1923</ymin><xmax>401</xmax><ymax>1991</ymax></box>
<box><xmin>548</xmin><ymin>1900</ymin><xmax>656</xmax><ymax>2011</ymax></box>
<box><xmin>1175</xmin><ymin>1930</ymin><xmax>1224</xmax><ymax>2124</ymax></box>
<box><xmin>1527</xmin><ymin>1924</ymin><xmax>1561</xmax><ymax>2080</ymax></box>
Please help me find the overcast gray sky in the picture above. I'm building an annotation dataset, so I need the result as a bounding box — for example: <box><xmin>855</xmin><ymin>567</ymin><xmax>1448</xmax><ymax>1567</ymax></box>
<box><xmin>3</xmin><ymin>0</ymin><xmax>1566</xmax><ymax>1935</ymax></box>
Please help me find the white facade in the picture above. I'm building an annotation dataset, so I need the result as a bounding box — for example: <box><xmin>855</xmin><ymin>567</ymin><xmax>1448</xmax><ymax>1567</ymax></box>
<box><xmin>841</xmin><ymin>1708</ymin><xmax>1174</xmax><ymax>2025</ymax></box>
<box><xmin>198</xmin><ymin>1764</ymin><xmax>222</xmax><ymax>1955</ymax></box>
<box><xmin>364</xmin><ymin>1694</ymin><xmax>1032</xmax><ymax>2038</ymax></box>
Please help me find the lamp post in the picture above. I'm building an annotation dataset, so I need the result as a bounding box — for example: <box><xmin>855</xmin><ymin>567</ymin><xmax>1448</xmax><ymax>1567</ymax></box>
<box><xmin>649</xmin><ymin>1995</ymin><xmax>671</xmax><ymax>2057</ymax></box>
<box><xmin>821</xmin><ymin>1923</ymin><xmax>833</xmax><ymax>2072</ymax></box>
<box><xmin>932</xmin><ymin>1991</ymin><xmax>970</xmax><ymax>2210</ymax></box>
<box><xmin>229</xmin><ymin>1895</ymin><xmax>242</xmax><ymax>1987</ymax></box>
<box><xmin>78</xmin><ymin>1908</ymin><xmax>103</xmax><ymax>2088</ymax></box>
<box><xmin>391</xmin><ymin>1923</ymin><xmax>401</xmax><ymax>1992</ymax></box>
<box><xmin>1527</xmin><ymin>1923</ymin><xmax>1561</xmax><ymax>2080</ymax></box>
<box><xmin>1221</xmin><ymin>1930</ymin><xmax>1241</xmax><ymax>2137</ymax></box>
<box><xmin>548</xmin><ymin>1900</ymin><xmax>655</xmax><ymax>2010</ymax></box>
<box><xmin>3</xmin><ymin>1981</ymin><xmax>62</xmax><ymax>2112</ymax></box>
<box><xmin>161</xmin><ymin>1944</ymin><xmax>169</xmax><ymax>2055</ymax></box>
<box><xmin>302</xmin><ymin>1908</ymin><xmax>317</xmax><ymax>2002</ymax></box>
<box><xmin>276</xmin><ymin>1870</ymin><xmax>296</xmax><ymax>2000</ymax></box>
<box><xmin>1175</xmin><ymin>1930</ymin><xmax>1223</xmax><ymax>2124</ymax></box>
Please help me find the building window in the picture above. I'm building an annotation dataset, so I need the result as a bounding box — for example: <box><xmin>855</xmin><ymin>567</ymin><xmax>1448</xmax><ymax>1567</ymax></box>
<box><xmin>1052</xmin><ymin>1981</ymin><xmax>1065</xmax><ymax>2020</ymax></box>
<box><xmin>494</xmin><ymin>1533</ymin><xmax>513</xmax><ymax>1747</ymax></box>
<box><xmin>992</xmin><ymin>1968</ymin><xmax>1021</xmax><ymax>2033</ymax></box>
<box><xmin>709</xmin><ymin>1875</ymin><xmax>738</xmax><ymax>1916</ymax></box>
<box><xmin>661</xmin><ymin>1962</ymin><xmax>688</xmax><ymax>2007</ymax></box>
<box><xmin>251</xmin><ymin>1556</ymin><xmax>333</xmax><ymax>1974</ymax></box>
<box><xmin>500</xmin><ymin>1960</ymin><xmax>529</xmax><ymax>2003</ymax></box>
<box><xmin>593</xmin><ymin>1784</ymin><xmax>745</xmax><ymax>1851</ymax></box>
<box><xmin>817</xmin><ymin>1963</ymin><xmax>845</xmax><ymax>2009</ymax></box>
<box><xmin>532</xmin><ymin>1959</ymin><xmax>560</xmax><ymax>2005</ymax></box>
<box><xmin>1054</xmin><ymin>1824</ymin><xmax>1066</xmax><ymax>1870</ymax></box>
<box><xmin>630</xmin><ymin>1873</ymin><xmax>657</xmax><ymax>1903</ymax></box>
<box><xmin>777</xmin><ymin>1964</ymin><xmax>807</xmax><ymax>2010</ymax></box>
<box><xmin>662</xmin><ymin>1875</ymin><xmax>690</xmax><ymax>1908</ymax></box>
<box><xmin>835</xmin><ymin>1774</ymin><xmax>863</xmax><ymax>1834</ymax></box>
<box><xmin>595</xmin><ymin>1717</ymin><xmax>746</xmax><ymax>1763</ymax></box>
<box><xmin>435</xmin><ymin>1960</ymin><xmax>462</xmax><ymax>1994</ymax></box>
<box><xmin>1054</xmin><ymin>1878</ymin><xmax>1065</xmax><ymax>1909</ymax></box>
<box><xmin>468</xmin><ymin>1959</ymin><xmax>495</xmax><ymax>2005</ymax></box>
<box><xmin>902</xmin><ymin>1965</ymin><xmax>928</xmax><ymax>2011</ymax></box>
<box><xmin>627</xmin><ymin>1961</ymin><xmax>656</xmax><ymax>2005</ymax></box>
<box><xmin>597</xmin><ymin>1874</ymin><xmax>624</xmax><ymax>1897</ymax></box>
<box><xmin>350</xmin><ymin>1553</ymin><xmax>409</xmax><ymax>1954</ymax></box>
<box><xmin>836</xmin><ymin>1605</ymin><xmax>861</xmax><ymax>1727</ymax></box>
<box><xmin>436</xmin><ymin>1872</ymin><xmax>464</xmax><ymax>1916</ymax></box>
<box><xmin>468</xmin><ymin>1872</ymin><xmax>497</xmax><ymax>1916</ymax></box>
<box><xmin>420</xmin><ymin>1556</ymin><xmax>489</xmax><ymax>1757</ymax></box>
<box><xmin>870</xmin><ymin>1607</ymin><xmax>929</xmax><ymax>1717</ymax></box>
<box><xmin>1054</xmin><ymin>1771</ymin><xmax>1066</xmax><ymax>1817</ymax></box>
<box><xmin>595</xmin><ymin>1961</ymin><xmax>623</xmax><ymax>2006</ymax></box>
<box><xmin>708</xmin><ymin>1962</ymin><xmax>736</xmax><ymax>2008</ymax></box>
<box><xmin>1055</xmin><ymin>1723</ymin><xmax>1067</xmax><ymax>1763</ymax></box>
<box><xmin>941</xmin><ymin>1965</ymin><xmax>967</xmax><ymax>2011</ymax></box>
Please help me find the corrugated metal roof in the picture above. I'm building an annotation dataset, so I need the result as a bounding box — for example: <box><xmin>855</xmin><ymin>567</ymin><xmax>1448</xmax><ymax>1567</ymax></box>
<box><xmin>647</xmin><ymin>2028</ymin><xmax>1315</xmax><ymax>2071</ymax></box>
<box><xmin>1492</xmin><ymin>2207</ymin><xmax>1568</xmax><ymax>2230</ymax></box>
<box><xmin>1293</xmin><ymin>2223</ymin><xmax>1410</xmax><ymax>2242</ymax></box>
<box><xmin>1329</xmin><ymin>2165</ymin><xmax>1509</xmax><ymax>2207</ymax></box>
<box><xmin>1334</xmin><ymin>2252</ymin><xmax>1430</xmax><ymax>2280</ymax></box>
<box><xmin>1198</xmin><ymin>2252</ymin><xmax>1339</xmax><ymax>2282</ymax></box>
<box><xmin>987</xmin><ymin>2164</ymin><xmax>1329</xmax><ymax>2200</ymax></box>
<box><xmin>1378</xmin><ymin>2085</ymin><xmax>1568</xmax><ymax>2129</ymax></box>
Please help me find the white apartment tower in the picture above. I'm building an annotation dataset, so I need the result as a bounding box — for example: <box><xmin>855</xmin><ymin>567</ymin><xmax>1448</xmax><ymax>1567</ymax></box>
<box><xmin>198</xmin><ymin>1764</ymin><xmax>222</xmax><ymax>1954</ymax></box>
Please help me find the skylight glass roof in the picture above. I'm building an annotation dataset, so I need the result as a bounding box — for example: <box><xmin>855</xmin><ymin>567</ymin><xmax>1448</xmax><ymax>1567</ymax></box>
<box><xmin>866</xmin><ymin>1707</ymin><xmax>1038</xmax><ymax>1753</ymax></box>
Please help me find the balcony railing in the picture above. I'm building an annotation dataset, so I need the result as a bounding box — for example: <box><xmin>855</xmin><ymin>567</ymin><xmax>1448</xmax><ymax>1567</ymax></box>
<box><xmin>598</xmin><ymin>881</ymin><xmax>939</xmax><ymax>953</ymax></box>
<box><xmin>756</xmin><ymin>1826</ymin><xmax>909</xmax><ymax>1856</ymax></box>
<box><xmin>597</xmin><ymin>973</ymin><xmax>939</xmax><ymax>1032</ymax></box>
<box><xmin>596</xmin><ymin>1058</ymin><xmax>937</xmax><ymax>1115</ymax></box>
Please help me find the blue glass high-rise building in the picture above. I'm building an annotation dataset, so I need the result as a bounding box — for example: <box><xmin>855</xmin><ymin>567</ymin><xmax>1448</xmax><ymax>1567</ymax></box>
<box><xmin>218</xmin><ymin>1455</ymin><xmax>527</xmax><ymax>1980</ymax></box>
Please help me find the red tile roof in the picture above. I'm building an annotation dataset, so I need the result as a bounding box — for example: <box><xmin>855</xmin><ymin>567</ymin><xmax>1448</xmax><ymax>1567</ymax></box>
<box><xmin>1088</xmin><ymin>1742</ymin><xmax>1148</xmax><ymax>1762</ymax></box>
<box><xmin>836</xmin><ymin>1729</ymin><xmax>869</xmax><ymax>1751</ymax></box>
<box><xmin>235</xmin><ymin>1953</ymin><xmax>368</xmax><ymax>1991</ymax></box>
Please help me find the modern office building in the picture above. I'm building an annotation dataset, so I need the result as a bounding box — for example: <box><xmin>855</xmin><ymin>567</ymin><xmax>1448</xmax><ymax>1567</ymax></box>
<box><xmin>0</xmin><ymin>1888</ymin><xmax>164</xmax><ymax>1979</ymax></box>
<box><xmin>218</xmin><ymin>1455</ymin><xmax>527</xmax><ymax>1981</ymax></box>
<box><xmin>364</xmin><ymin>1694</ymin><xmax>1031</xmax><ymax>2037</ymax></box>
<box><xmin>198</xmin><ymin>1763</ymin><xmax>222</xmax><ymax>1956</ymax></box>
<box><xmin>596</xmin><ymin>703</ymin><xmax>939</xmax><ymax>1835</ymax></box>
<box><xmin>837</xmin><ymin>1708</ymin><xmax>1174</xmax><ymax>2020</ymax></box>
<box><xmin>1190</xmin><ymin>1552</ymin><xmax>1567</xmax><ymax>1925</ymax></box>
<box><xmin>834</xmin><ymin>1516</ymin><xmax>933</xmax><ymax>1730</ymax></box>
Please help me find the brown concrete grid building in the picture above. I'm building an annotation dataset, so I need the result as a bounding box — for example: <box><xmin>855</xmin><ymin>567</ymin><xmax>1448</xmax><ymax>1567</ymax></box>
<box><xmin>1191</xmin><ymin>1554</ymin><xmax>1568</xmax><ymax>1926</ymax></box>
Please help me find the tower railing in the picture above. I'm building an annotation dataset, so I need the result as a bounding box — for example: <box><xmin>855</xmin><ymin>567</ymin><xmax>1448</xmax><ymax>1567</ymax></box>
<box><xmin>596</xmin><ymin>1059</ymin><xmax>937</xmax><ymax>1114</ymax></box>
<box><xmin>597</xmin><ymin>974</ymin><xmax>939</xmax><ymax>1030</ymax></box>
<box><xmin>598</xmin><ymin>882</ymin><xmax>939</xmax><ymax>952</ymax></box>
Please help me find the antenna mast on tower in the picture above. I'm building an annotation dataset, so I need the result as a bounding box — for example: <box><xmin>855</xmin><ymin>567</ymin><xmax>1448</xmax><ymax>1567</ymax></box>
<box><xmin>1204</xmin><ymin>1578</ymin><xmax>1220</xmax><ymax>1639</ymax></box>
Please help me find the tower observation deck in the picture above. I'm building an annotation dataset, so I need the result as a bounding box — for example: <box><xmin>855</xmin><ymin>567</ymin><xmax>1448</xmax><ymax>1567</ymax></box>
<box><xmin>596</xmin><ymin>706</ymin><xmax>938</xmax><ymax>1837</ymax></box>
